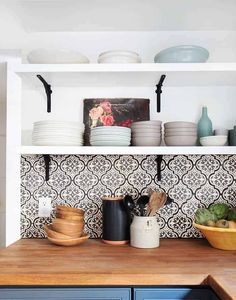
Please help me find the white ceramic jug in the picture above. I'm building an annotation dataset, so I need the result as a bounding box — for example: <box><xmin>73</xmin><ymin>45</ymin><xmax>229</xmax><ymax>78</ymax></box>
<box><xmin>130</xmin><ymin>216</ymin><xmax>160</xmax><ymax>248</ymax></box>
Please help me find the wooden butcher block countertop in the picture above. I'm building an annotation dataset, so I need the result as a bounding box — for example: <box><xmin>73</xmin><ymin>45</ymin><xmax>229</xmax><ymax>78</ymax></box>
<box><xmin>0</xmin><ymin>239</ymin><xmax>236</xmax><ymax>299</ymax></box>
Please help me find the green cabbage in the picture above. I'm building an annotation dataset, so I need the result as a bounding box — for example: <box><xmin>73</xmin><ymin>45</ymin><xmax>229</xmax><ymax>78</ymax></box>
<box><xmin>195</xmin><ymin>208</ymin><xmax>217</xmax><ymax>225</ymax></box>
<box><xmin>227</xmin><ymin>208</ymin><xmax>236</xmax><ymax>221</ymax></box>
<box><xmin>209</xmin><ymin>203</ymin><xmax>230</xmax><ymax>220</ymax></box>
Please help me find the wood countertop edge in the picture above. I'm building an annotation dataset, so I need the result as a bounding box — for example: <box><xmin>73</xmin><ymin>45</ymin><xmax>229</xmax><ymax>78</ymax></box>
<box><xmin>206</xmin><ymin>275</ymin><xmax>234</xmax><ymax>300</ymax></box>
<box><xmin>0</xmin><ymin>274</ymin><xmax>234</xmax><ymax>300</ymax></box>
<box><xmin>0</xmin><ymin>273</ymin><xmax>208</xmax><ymax>286</ymax></box>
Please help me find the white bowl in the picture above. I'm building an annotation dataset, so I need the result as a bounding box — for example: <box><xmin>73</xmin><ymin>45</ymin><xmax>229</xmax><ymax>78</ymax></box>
<box><xmin>200</xmin><ymin>135</ymin><xmax>227</xmax><ymax>146</ymax></box>
<box><xmin>99</xmin><ymin>50</ymin><xmax>140</xmax><ymax>58</ymax></box>
<box><xmin>164</xmin><ymin>128</ymin><xmax>197</xmax><ymax>133</ymax></box>
<box><xmin>165</xmin><ymin>132</ymin><xmax>197</xmax><ymax>137</ymax></box>
<box><xmin>132</xmin><ymin>132</ymin><xmax>162</xmax><ymax>138</ymax></box>
<box><xmin>98</xmin><ymin>50</ymin><xmax>141</xmax><ymax>63</ymax></box>
<box><xmin>98</xmin><ymin>57</ymin><xmax>140</xmax><ymax>64</ymax></box>
<box><xmin>132</xmin><ymin>137</ymin><xmax>162</xmax><ymax>146</ymax></box>
<box><xmin>27</xmin><ymin>49</ymin><xmax>89</xmax><ymax>64</ymax></box>
<box><xmin>164</xmin><ymin>135</ymin><xmax>197</xmax><ymax>146</ymax></box>
<box><xmin>164</xmin><ymin>122</ymin><xmax>197</xmax><ymax>129</ymax></box>
<box><xmin>132</xmin><ymin>121</ymin><xmax>162</xmax><ymax>126</ymax></box>
<box><xmin>132</xmin><ymin>130</ymin><xmax>162</xmax><ymax>136</ymax></box>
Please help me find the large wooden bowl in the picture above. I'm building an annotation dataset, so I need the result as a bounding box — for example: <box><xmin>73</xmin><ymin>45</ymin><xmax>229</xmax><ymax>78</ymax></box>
<box><xmin>56</xmin><ymin>205</ymin><xmax>84</xmax><ymax>215</ymax></box>
<box><xmin>44</xmin><ymin>224</ymin><xmax>71</xmax><ymax>240</ymax></box>
<box><xmin>47</xmin><ymin>234</ymin><xmax>89</xmax><ymax>247</ymax></box>
<box><xmin>52</xmin><ymin>218</ymin><xmax>84</xmax><ymax>238</ymax></box>
<box><xmin>194</xmin><ymin>222</ymin><xmax>236</xmax><ymax>250</ymax></box>
<box><xmin>56</xmin><ymin>211</ymin><xmax>84</xmax><ymax>221</ymax></box>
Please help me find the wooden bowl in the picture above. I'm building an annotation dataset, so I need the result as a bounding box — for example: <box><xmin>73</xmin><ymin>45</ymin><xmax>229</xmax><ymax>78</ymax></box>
<box><xmin>44</xmin><ymin>224</ymin><xmax>71</xmax><ymax>240</ymax></box>
<box><xmin>56</xmin><ymin>205</ymin><xmax>84</xmax><ymax>215</ymax></box>
<box><xmin>52</xmin><ymin>218</ymin><xmax>84</xmax><ymax>238</ymax></box>
<box><xmin>56</xmin><ymin>211</ymin><xmax>84</xmax><ymax>221</ymax></box>
<box><xmin>194</xmin><ymin>222</ymin><xmax>236</xmax><ymax>250</ymax></box>
<box><xmin>47</xmin><ymin>234</ymin><xmax>90</xmax><ymax>247</ymax></box>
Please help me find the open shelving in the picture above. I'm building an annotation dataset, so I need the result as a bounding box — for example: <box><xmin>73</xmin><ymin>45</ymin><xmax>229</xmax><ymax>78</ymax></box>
<box><xmin>3</xmin><ymin>0</ymin><xmax>236</xmax><ymax>248</ymax></box>
<box><xmin>13</xmin><ymin>61</ymin><xmax>236</xmax><ymax>156</ymax></box>
<box><xmin>20</xmin><ymin>146</ymin><xmax>236</xmax><ymax>156</ymax></box>
<box><xmin>11</xmin><ymin>63</ymin><xmax>236</xmax><ymax>87</ymax></box>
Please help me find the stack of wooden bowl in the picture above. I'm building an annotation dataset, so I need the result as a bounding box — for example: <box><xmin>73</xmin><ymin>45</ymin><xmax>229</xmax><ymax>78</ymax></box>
<box><xmin>44</xmin><ymin>205</ymin><xmax>89</xmax><ymax>246</ymax></box>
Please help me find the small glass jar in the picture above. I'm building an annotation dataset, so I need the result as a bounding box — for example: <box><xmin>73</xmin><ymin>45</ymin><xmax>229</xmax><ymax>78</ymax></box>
<box><xmin>130</xmin><ymin>216</ymin><xmax>160</xmax><ymax>248</ymax></box>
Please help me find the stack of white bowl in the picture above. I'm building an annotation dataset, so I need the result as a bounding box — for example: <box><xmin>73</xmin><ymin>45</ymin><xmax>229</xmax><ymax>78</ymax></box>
<box><xmin>90</xmin><ymin>126</ymin><xmax>131</xmax><ymax>146</ymax></box>
<box><xmin>32</xmin><ymin>121</ymin><xmax>84</xmax><ymax>146</ymax></box>
<box><xmin>164</xmin><ymin>122</ymin><xmax>197</xmax><ymax>146</ymax></box>
<box><xmin>131</xmin><ymin>121</ymin><xmax>162</xmax><ymax>146</ymax></box>
<box><xmin>98</xmin><ymin>50</ymin><xmax>141</xmax><ymax>63</ymax></box>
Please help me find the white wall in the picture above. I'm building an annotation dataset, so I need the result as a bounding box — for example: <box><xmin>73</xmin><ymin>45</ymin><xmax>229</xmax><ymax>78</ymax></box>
<box><xmin>0</xmin><ymin>51</ymin><xmax>21</xmax><ymax>247</ymax></box>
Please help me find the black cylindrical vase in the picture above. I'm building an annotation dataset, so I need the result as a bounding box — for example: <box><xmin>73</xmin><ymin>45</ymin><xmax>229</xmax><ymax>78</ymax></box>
<box><xmin>102</xmin><ymin>196</ymin><xmax>129</xmax><ymax>245</ymax></box>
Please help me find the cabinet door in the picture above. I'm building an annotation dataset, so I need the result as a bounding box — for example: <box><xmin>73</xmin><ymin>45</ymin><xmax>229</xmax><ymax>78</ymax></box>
<box><xmin>134</xmin><ymin>288</ymin><xmax>220</xmax><ymax>300</ymax></box>
<box><xmin>0</xmin><ymin>287</ymin><xmax>131</xmax><ymax>300</ymax></box>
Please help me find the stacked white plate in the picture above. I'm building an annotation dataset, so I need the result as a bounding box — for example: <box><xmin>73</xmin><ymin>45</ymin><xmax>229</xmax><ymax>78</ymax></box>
<box><xmin>131</xmin><ymin>121</ymin><xmax>162</xmax><ymax>146</ymax></box>
<box><xmin>90</xmin><ymin>126</ymin><xmax>131</xmax><ymax>146</ymax></box>
<box><xmin>164</xmin><ymin>122</ymin><xmax>197</xmax><ymax>146</ymax></box>
<box><xmin>32</xmin><ymin>121</ymin><xmax>84</xmax><ymax>146</ymax></box>
<box><xmin>98</xmin><ymin>50</ymin><xmax>141</xmax><ymax>63</ymax></box>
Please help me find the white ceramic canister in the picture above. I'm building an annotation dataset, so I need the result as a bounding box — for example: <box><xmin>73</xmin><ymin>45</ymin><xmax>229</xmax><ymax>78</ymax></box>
<box><xmin>130</xmin><ymin>216</ymin><xmax>160</xmax><ymax>248</ymax></box>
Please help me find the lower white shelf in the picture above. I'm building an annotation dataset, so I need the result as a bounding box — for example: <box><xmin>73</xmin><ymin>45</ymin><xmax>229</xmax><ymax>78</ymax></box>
<box><xmin>20</xmin><ymin>146</ymin><xmax>236</xmax><ymax>155</ymax></box>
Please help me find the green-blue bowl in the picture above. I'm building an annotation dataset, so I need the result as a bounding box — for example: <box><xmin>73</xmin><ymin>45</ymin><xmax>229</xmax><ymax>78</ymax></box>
<box><xmin>154</xmin><ymin>45</ymin><xmax>209</xmax><ymax>63</ymax></box>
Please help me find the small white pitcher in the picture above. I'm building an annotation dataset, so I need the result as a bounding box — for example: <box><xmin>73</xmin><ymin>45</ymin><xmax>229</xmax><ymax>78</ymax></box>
<box><xmin>130</xmin><ymin>216</ymin><xmax>160</xmax><ymax>248</ymax></box>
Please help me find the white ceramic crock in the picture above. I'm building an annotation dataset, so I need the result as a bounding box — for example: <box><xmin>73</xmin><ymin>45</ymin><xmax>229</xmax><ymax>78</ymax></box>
<box><xmin>130</xmin><ymin>216</ymin><xmax>160</xmax><ymax>248</ymax></box>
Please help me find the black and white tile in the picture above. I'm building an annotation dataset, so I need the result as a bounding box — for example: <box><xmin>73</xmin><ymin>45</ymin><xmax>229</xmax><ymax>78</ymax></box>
<box><xmin>20</xmin><ymin>155</ymin><xmax>236</xmax><ymax>239</ymax></box>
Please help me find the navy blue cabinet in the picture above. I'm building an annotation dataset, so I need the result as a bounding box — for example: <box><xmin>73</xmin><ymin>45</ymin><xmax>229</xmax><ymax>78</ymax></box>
<box><xmin>0</xmin><ymin>287</ymin><xmax>131</xmax><ymax>300</ymax></box>
<box><xmin>0</xmin><ymin>287</ymin><xmax>220</xmax><ymax>300</ymax></box>
<box><xmin>134</xmin><ymin>288</ymin><xmax>220</xmax><ymax>300</ymax></box>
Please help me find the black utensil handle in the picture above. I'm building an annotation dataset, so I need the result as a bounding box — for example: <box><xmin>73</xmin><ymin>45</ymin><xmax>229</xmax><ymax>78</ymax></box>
<box><xmin>155</xmin><ymin>155</ymin><xmax>163</xmax><ymax>181</ymax></box>
<box><xmin>43</xmin><ymin>154</ymin><xmax>50</xmax><ymax>181</ymax></box>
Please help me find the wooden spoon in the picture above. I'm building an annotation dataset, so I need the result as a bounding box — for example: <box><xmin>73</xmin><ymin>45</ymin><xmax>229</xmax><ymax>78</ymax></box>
<box><xmin>147</xmin><ymin>191</ymin><xmax>167</xmax><ymax>216</ymax></box>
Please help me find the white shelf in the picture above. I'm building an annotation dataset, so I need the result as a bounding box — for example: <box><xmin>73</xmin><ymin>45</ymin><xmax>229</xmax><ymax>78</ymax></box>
<box><xmin>12</xmin><ymin>63</ymin><xmax>236</xmax><ymax>87</ymax></box>
<box><xmin>20</xmin><ymin>146</ymin><xmax>236</xmax><ymax>155</ymax></box>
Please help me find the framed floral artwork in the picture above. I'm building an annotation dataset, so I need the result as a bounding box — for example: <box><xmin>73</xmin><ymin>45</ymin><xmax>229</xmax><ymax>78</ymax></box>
<box><xmin>83</xmin><ymin>98</ymin><xmax>150</xmax><ymax>145</ymax></box>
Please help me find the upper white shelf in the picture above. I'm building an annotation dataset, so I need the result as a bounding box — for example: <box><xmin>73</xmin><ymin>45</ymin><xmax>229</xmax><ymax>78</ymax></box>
<box><xmin>20</xmin><ymin>146</ymin><xmax>236</xmax><ymax>156</ymax></box>
<box><xmin>12</xmin><ymin>63</ymin><xmax>236</xmax><ymax>87</ymax></box>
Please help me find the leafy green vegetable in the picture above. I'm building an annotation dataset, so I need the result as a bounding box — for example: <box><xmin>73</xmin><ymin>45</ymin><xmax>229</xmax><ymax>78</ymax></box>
<box><xmin>195</xmin><ymin>208</ymin><xmax>217</xmax><ymax>225</ymax></box>
<box><xmin>228</xmin><ymin>208</ymin><xmax>236</xmax><ymax>221</ymax></box>
<box><xmin>209</xmin><ymin>203</ymin><xmax>229</xmax><ymax>220</ymax></box>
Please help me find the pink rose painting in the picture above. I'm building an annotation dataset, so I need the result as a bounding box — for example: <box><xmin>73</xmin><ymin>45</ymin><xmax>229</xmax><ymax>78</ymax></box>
<box><xmin>87</xmin><ymin>100</ymin><xmax>114</xmax><ymax>128</ymax></box>
<box><xmin>83</xmin><ymin>98</ymin><xmax>150</xmax><ymax>145</ymax></box>
<box><xmin>100</xmin><ymin>115</ymin><xmax>115</xmax><ymax>126</ymax></box>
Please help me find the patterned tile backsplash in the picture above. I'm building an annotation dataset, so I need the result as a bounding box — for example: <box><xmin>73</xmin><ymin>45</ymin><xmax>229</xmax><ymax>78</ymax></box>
<box><xmin>21</xmin><ymin>155</ymin><xmax>236</xmax><ymax>239</ymax></box>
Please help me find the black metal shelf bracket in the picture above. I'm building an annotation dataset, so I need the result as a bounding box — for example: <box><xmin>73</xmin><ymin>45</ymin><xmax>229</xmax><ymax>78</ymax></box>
<box><xmin>37</xmin><ymin>75</ymin><xmax>52</xmax><ymax>113</ymax></box>
<box><xmin>155</xmin><ymin>155</ymin><xmax>163</xmax><ymax>181</ymax></box>
<box><xmin>155</xmin><ymin>74</ymin><xmax>166</xmax><ymax>113</ymax></box>
<box><xmin>43</xmin><ymin>155</ymin><xmax>51</xmax><ymax>181</ymax></box>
